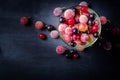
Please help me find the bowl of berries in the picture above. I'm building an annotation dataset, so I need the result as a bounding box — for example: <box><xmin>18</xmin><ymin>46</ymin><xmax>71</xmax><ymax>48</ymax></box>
<box><xmin>56</xmin><ymin>2</ymin><xmax>101</xmax><ymax>51</ymax></box>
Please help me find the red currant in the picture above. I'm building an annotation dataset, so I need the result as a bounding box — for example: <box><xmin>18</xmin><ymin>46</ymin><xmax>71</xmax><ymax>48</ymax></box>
<box><xmin>73</xmin><ymin>53</ymin><xmax>79</xmax><ymax>59</ymax></box>
<box><xmin>80</xmin><ymin>6</ymin><xmax>88</xmax><ymax>13</ymax></box>
<box><xmin>67</xmin><ymin>18</ymin><xmax>75</xmax><ymax>26</ymax></box>
<box><xmin>39</xmin><ymin>33</ymin><xmax>46</xmax><ymax>40</ymax></box>
<box><xmin>91</xmin><ymin>25</ymin><xmax>99</xmax><ymax>33</ymax></box>
<box><xmin>20</xmin><ymin>17</ymin><xmax>29</xmax><ymax>25</ymax></box>
<box><xmin>72</xmin><ymin>34</ymin><xmax>80</xmax><ymax>41</ymax></box>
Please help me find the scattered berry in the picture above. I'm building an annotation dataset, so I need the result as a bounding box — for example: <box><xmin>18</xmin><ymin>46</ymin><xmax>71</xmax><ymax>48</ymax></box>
<box><xmin>56</xmin><ymin>46</ymin><xmax>66</xmax><ymax>54</ymax></box>
<box><xmin>59</xmin><ymin>17</ymin><xmax>66</xmax><ymax>23</ymax></box>
<box><xmin>20</xmin><ymin>17</ymin><xmax>29</xmax><ymax>25</ymax></box>
<box><xmin>39</xmin><ymin>33</ymin><xmax>46</xmax><ymax>40</ymax></box>
<box><xmin>47</xmin><ymin>25</ymin><xmax>55</xmax><ymax>31</ymax></box>
<box><xmin>73</xmin><ymin>53</ymin><xmax>79</xmax><ymax>59</ymax></box>
<box><xmin>100</xmin><ymin>16</ymin><xmax>107</xmax><ymax>25</ymax></box>
<box><xmin>50</xmin><ymin>30</ymin><xmax>59</xmax><ymax>39</ymax></box>
<box><xmin>35</xmin><ymin>21</ymin><xmax>44</xmax><ymax>30</ymax></box>
<box><xmin>53</xmin><ymin>7</ymin><xmax>62</xmax><ymax>16</ymax></box>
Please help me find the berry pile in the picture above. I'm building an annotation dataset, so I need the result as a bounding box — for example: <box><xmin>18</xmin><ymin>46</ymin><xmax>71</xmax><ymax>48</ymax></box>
<box><xmin>55</xmin><ymin>2</ymin><xmax>102</xmax><ymax>51</ymax></box>
<box><xmin>19</xmin><ymin>1</ymin><xmax>116</xmax><ymax>60</ymax></box>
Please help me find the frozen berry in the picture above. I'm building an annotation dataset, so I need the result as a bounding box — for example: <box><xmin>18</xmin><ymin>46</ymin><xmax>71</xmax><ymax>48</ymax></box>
<box><xmin>80</xmin><ymin>33</ymin><xmax>89</xmax><ymax>43</ymax></box>
<box><xmin>20</xmin><ymin>17</ymin><xmax>29</xmax><ymax>25</ymax></box>
<box><xmin>56</xmin><ymin>46</ymin><xmax>66</xmax><ymax>54</ymax></box>
<box><xmin>100</xmin><ymin>16</ymin><xmax>107</xmax><ymax>25</ymax></box>
<box><xmin>63</xmin><ymin>34</ymin><xmax>72</xmax><ymax>43</ymax></box>
<box><xmin>79</xmin><ymin>1</ymin><xmax>88</xmax><ymax>7</ymax></box>
<box><xmin>91</xmin><ymin>25</ymin><xmax>99</xmax><ymax>33</ymax></box>
<box><xmin>80</xmin><ymin>6</ymin><xmax>88</xmax><ymax>12</ymax></box>
<box><xmin>67</xmin><ymin>18</ymin><xmax>75</xmax><ymax>26</ymax></box>
<box><xmin>59</xmin><ymin>17</ymin><xmax>65</xmax><ymax>23</ymax></box>
<box><xmin>93</xmin><ymin>32</ymin><xmax>99</xmax><ymax>38</ymax></box>
<box><xmin>39</xmin><ymin>33</ymin><xmax>46</xmax><ymax>40</ymax></box>
<box><xmin>35</xmin><ymin>21</ymin><xmax>44</xmax><ymax>30</ymax></box>
<box><xmin>50</xmin><ymin>30</ymin><xmax>59</xmax><ymax>39</ymax></box>
<box><xmin>72</xmin><ymin>28</ymin><xmax>78</xmax><ymax>34</ymax></box>
<box><xmin>79</xmin><ymin>15</ymin><xmax>88</xmax><ymax>24</ymax></box>
<box><xmin>58</xmin><ymin>23</ymin><xmax>68</xmax><ymax>34</ymax></box>
<box><xmin>65</xmin><ymin>27</ymin><xmax>73</xmax><ymax>35</ymax></box>
<box><xmin>69</xmin><ymin>49</ymin><xmax>76</xmax><ymax>54</ymax></box>
<box><xmin>72</xmin><ymin>34</ymin><xmax>80</xmax><ymax>41</ymax></box>
<box><xmin>47</xmin><ymin>25</ymin><xmax>54</xmax><ymax>31</ymax></box>
<box><xmin>70</xmin><ymin>41</ymin><xmax>76</xmax><ymax>47</ymax></box>
<box><xmin>78</xmin><ymin>23</ymin><xmax>88</xmax><ymax>32</ymax></box>
<box><xmin>53</xmin><ymin>7</ymin><xmax>62</xmax><ymax>16</ymax></box>
<box><xmin>73</xmin><ymin>53</ymin><xmax>79</xmax><ymax>59</ymax></box>
<box><xmin>64</xmin><ymin>9</ymin><xmax>75</xmax><ymax>19</ymax></box>
<box><xmin>89</xmin><ymin>13</ymin><xmax>96</xmax><ymax>20</ymax></box>
<box><xmin>88</xmin><ymin>19</ymin><xmax>94</xmax><ymax>26</ymax></box>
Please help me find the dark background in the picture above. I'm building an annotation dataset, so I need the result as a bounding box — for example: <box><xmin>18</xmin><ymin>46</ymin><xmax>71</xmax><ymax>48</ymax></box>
<box><xmin>0</xmin><ymin>0</ymin><xmax>119</xmax><ymax>80</ymax></box>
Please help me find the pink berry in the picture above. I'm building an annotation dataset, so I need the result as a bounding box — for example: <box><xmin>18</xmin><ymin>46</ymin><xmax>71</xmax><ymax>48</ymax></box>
<box><xmin>63</xmin><ymin>34</ymin><xmax>72</xmax><ymax>43</ymax></box>
<box><xmin>100</xmin><ymin>16</ymin><xmax>107</xmax><ymax>25</ymax></box>
<box><xmin>79</xmin><ymin>15</ymin><xmax>88</xmax><ymax>24</ymax></box>
<box><xmin>65</xmin><ymin>27</ymin><xmax>73</xmax><ymax>35</ymax></box>
<box><xmin>58</xmin><ymin>23</ymin><xmax>68</xmax><ymax>34</ymax></box>
<box><xmin>53</xmin><ymin>7</ymin><xmax>62</xmax><ymax>16</ymax></box>
<box><xmin>94</xmin><ymin>20</ymin><xmax>99</xmax><ymax>26</ymax></box>
<box><xmin>64</xmin><ymin>9</ymin><xmax>75</xmax><ymax>19</ymax></box>
<box><xmin>79</xmin><ymin>1</ymin><xmax>88</xmax><ymax>7</ymax></box>
<box><xmin>56</xmin><ymin>46</ymin><xmax>66</xmax><ymax>54</ymax></box>
<box><xmin>35</xmin><ymin>21</ymin><xmax>44</xmax><ymax>30</ymax></box>
<box><xmin>80</xmin><ymin>33</ymin><xmax>89</xmax><ymax>43</ymax></box>
<box><xmin>50</xmin><ymin>30</ymin><xmax>59</xmax><ymax>39</ymax></box>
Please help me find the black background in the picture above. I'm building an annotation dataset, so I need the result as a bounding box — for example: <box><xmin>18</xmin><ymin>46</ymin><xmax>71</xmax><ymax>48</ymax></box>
<box><xmin>0</xmin><ymin>0</ymin><xmax>119</xmax><ymax>80</ymax></box>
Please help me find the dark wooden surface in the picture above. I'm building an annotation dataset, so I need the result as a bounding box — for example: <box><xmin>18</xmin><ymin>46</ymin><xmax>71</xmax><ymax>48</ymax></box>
<box><xmin>0</xmin><ymin>0</ymin><xmax>119</xmax><ymax>80</ymax></box>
